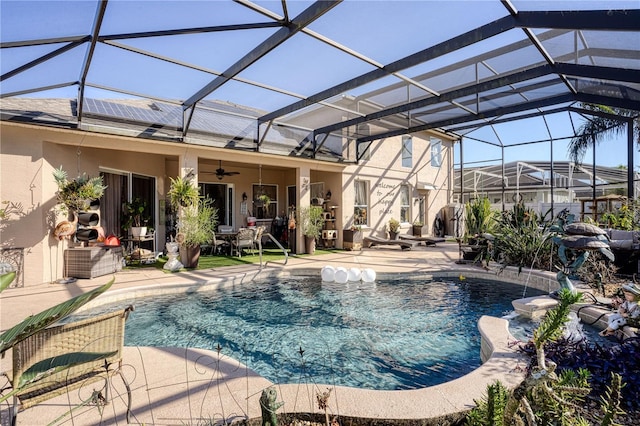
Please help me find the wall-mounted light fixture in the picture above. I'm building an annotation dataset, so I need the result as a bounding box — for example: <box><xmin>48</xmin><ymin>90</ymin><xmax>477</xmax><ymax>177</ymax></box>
<box><xmin>325</xmin><ymin>190</ymin><xmax>332</xmax><ymax>201</ymax></box>
<box><xmin>242</xmin><ymin>192</ymin><xmax>248</xmax><ymax>201</ymax></box>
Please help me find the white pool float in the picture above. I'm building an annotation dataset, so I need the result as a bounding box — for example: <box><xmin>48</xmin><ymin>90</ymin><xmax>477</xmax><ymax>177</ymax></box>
<box><xmin>361</xmin><ymin>268</ymin><xmax>376</xmax><ymax>283</ymax></box>
<box><xmin>347</xmin><ymin>267</ymin><xmax>362</xmax><ymax>282</ymax></box>
<box><xmin>321</xmin><ymin>265</ymin><xmax>336</xmax><ymax>282</ymax></box>
<box><xmin>334</xmin><ymin>267</ymin><xmax>348</xmax><ymax>283</ymax></box>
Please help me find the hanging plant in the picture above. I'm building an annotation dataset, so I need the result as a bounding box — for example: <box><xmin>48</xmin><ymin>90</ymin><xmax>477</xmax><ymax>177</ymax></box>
<box><xmin>257</xmin><ymin>194</ymin><xmax>271</xmax><ymax>206</ymax></box>
<box><xmin>52</xmin><ymin>166</ymin><xmax>106</xmax><ymax>212</ymax></box>
<box><xmin>167</xmin><ymin>175</ymin><xmax>200</xmax><ymax>209</ymax></box>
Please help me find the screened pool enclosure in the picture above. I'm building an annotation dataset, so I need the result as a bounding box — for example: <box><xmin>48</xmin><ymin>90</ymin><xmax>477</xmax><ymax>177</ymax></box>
<box><xmin>1</xmin><ymin>0</ymin><xmax>639</xmax><ymax>201</ymax></box>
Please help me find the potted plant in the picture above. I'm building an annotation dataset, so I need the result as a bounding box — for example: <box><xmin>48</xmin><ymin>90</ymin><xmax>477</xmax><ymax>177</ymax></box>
<box><xmin>343</xmin><ymin>225</ymin><xmax>363</xmax><ymax>251</ymax></box>
<box><xmin>123</xmin><ymin>198</ymin><xmax>149</xmax><ymax>237</ymax></box>
<box><xmin>175</xmin><ymin>198</ymin><xmax>218</xmax><ymax>268</ymax></box>
<box><xmin>462</xmin><ymin>197</ymin><xmax>497</xmax><ymax>261</ymax></box>
<box><xmin>167</xmin><ymin>175</ymin><xmax>200</xmax><ymax>209</ymax></box>
<box><xmin>299</xmin><ymin>205</ymin><xmax>324</xmax><ymax>254</ymax></box>
<box><xmin>387</xmin><ymin>218</ymin><xmax>400</xmax><ymax>240</ymax></box>
<box><xmin>52</xmin><ymin>166</ymin><xmax>106</xmax><ymax>213</ymax></box>
<box><xmin>412</xmin><ymin>220</ymin><xmax>426</xmax><ymax>237</ymax></box>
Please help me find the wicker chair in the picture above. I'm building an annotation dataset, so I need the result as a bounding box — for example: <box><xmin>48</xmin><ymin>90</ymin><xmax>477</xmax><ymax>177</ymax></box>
<box><xmin>8</xmin><ymin>307</ymin><xmax>134</xmax><ymax>425</ymax></box>
<box><xmin>201</xmin><ymin>233</ymin><xmax>229</xmax><ymax>255</ymax></box>
<box><xmin>232</xmin><ymin>228</ymin><xmax>255</xmax><ymax>257</ymax></box>
<box><xmin>252</xmin><ymin>226</ymin><xmax>265</xmax><ymax>254</ymax></box>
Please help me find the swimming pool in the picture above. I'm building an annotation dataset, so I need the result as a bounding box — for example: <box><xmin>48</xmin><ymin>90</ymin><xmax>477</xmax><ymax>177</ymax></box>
<box><xmin>76</xmin><ymin>274</ymin><xmax>545</xmax><ymax>390</ymax></box>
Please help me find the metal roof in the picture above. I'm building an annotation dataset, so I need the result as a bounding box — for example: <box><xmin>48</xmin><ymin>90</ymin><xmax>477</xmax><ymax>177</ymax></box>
<box><xmin>1</xmin><ymin>1</ymin><xmax>639</xmax><ymax>162</ymax></box>
<box><xmin>456</xmin><ymin>160</ymin><xmax>635</xmax><ymax>195</ymax></box>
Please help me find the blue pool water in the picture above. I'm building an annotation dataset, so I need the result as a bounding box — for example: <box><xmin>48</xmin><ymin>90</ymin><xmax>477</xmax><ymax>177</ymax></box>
<box><xmin>76</xmin><ymin>275</ymin><xmax>545</xmax><ymax>390</ymax></box>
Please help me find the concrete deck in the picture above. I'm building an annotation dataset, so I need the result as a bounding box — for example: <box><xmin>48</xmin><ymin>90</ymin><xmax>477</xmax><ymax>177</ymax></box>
<box><xmin>1</xmin><ymin>242</ymin><xmax>543</xmax><ymax>425</ymax></box>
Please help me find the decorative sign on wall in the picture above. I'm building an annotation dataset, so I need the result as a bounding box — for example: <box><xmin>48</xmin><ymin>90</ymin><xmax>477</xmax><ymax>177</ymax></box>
<box><xmin>374</xmin><ymin>182</ymin><xmax>398</xmax><ymax>215</ymax></box>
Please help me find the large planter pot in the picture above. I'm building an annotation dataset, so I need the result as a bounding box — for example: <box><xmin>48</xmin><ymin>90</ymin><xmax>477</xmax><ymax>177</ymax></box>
<box><xmin>304</xmin><ymin>236</ymin><xmax>316</xmax><ymax>254</ymax></box>
<box><xmin>388</xmin><ymin>231</ymin><xmax>398</xmax><ymax>240</ymax></box>
<box><xmin>343</xmin><ymin>229</ymin><xmax>362</xmax><ymax>251</ymax></box>
<box><xmin>180</xmin><ymin>244</ymin><xmax>201</xmax><ymax>268</ymax></box>
<box><xmin>131</xmin><ymin>226</ymin><xmax>147</xmax><ymax>237</ymax></box>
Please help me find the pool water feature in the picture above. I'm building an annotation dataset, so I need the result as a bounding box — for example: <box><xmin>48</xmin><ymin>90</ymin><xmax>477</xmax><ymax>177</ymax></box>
<box><xmin>508</xmin><ymin>312</ymin><xmax>619</xmax><ymax>349</ymax></box>
<box><xmin>77</xmin><ymin>275</ymin><xmax>545</xmax><ymax>390</ymax></box>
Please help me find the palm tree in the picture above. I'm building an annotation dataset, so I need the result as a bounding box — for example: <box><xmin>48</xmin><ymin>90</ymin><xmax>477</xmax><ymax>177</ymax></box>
<box><xmin>568</xmin><ymin>104</ymin><xmax>639</xmax><ymax>165</ymax></box>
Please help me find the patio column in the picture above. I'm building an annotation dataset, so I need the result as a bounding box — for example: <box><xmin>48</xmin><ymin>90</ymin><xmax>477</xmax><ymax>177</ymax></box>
<box><xmin>179</xmin><ymin>150</ymin><xmax>198</xmax><ymax>184</ymax></box>
<box><xmin>296</xmin><ymin>166</ymin><xmax>311</xmax><ymax>254</ymax></box>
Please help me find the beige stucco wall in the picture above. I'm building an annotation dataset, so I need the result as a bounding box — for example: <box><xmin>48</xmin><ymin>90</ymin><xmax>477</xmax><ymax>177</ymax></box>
<box><xmin>1</xmin><ymin>123</ymin><xmax>173</xmax><ymax>284</ymax></box>
<box><xmin>1</xmin><ymin>120</ymin><xmax>456</xmax><ymax>285</ymax></box>
<box><xmin>341</xmin><ymin>131</ymin><xmax>453</xmax><ymax>239</ymax></box>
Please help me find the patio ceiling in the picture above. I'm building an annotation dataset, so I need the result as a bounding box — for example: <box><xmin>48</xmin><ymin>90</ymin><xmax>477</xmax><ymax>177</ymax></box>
<box><xmin>1</xmin><ymin>0</ymin><xmax>639</xmax><ymax>160</ymax></box>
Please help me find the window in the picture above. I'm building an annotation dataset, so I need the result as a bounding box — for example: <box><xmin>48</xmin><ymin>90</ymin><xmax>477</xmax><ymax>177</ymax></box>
<box><xmin>357</xmin><ymin>140</ymin><xmax>371</xmax><ymax>161</ymax></box>
<box><xmin>399</xmin><ymin>184</ymin><xmax>410</xmax><ymax>223</ymax></box>
<box><xmin>431</xmin><ymin>137</ymin><xmax>442</xmax><ymax>167</ymax></box>
<box><xmin>402</xmin><ymin>135</ymin><xmax>412</xmax><ymax>167</ymax></box>
<box><xmin>310</xmin><ymin>182</ymin><xmax>324</xmax><ymax>203</ymax></box>
<box><xmin>252</xmin><ymin>184</ymin><xmax>277</xmax><ymax>219</ymax></box>
<box><xmin>354</xmin><ymin>180</ymin><xmax>368</xmax><ymax>226</ymax></box>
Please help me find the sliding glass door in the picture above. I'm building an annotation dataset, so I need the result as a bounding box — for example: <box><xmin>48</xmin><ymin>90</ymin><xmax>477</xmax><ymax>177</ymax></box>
<box><xmin>200</xmin><ymin>183</ymin><xmax>233</xmax><ymax>227</ymax></box>
<box><xmin>100</xmin><ymin>171</ymin><xmax>156</xmax><ymax>239</ymax></box>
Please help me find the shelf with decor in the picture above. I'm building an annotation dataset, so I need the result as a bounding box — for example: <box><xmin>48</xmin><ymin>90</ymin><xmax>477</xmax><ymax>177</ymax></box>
<box><xmin>320</xmin><ymin>201</ymin><xmax>338</xmax><ymax>249</ymax></box>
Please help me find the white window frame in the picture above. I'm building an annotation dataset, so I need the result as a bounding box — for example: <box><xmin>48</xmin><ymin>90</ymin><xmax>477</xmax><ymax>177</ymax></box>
<box><xmin>252</xmin><ymin>183</ymin><xmax>278</xmax><ymax>219</ymax></box>
<box><xmin>399</xmin><ymin>184</ymin><xmax>410</xmax><ymax>223</ymax></box>
<box><xmin>431</xmin><ymin>137</ymin><xmax>442</xmax><ymax>167</ymax></box>
<box><xmin>354</xmin><ymin>180</ymin><xmax>369</xmax><ymax>227</ymax></box>
<box><xmin>402</xmin><ymin>135</ymin><xmax>412</xmax><ymax>168</ymax></box>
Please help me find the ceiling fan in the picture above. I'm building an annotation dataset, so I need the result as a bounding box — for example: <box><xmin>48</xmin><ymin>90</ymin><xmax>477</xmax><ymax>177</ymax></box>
<box><xmin>209</xmin><ymin>160</ymin><xmax>240</xmax><ymax>180</ymax></box>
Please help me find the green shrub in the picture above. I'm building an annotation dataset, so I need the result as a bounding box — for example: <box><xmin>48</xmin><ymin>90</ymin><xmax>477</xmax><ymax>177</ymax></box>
<box><xmin>464</xmin><ymin>197</ymin><xmax>497</xmax><ymax>242</ymax></box>
<box><xmin>492</xmin><ymin>203</ymin><xmax>554</xmax><ymax>272</ymax></box>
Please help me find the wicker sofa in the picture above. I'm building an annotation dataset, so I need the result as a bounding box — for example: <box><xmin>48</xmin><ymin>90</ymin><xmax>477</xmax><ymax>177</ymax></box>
<box><xmin>8</xmin><ymin>307</ymin><xmax>133</xmax><ymax>425</ymax></box>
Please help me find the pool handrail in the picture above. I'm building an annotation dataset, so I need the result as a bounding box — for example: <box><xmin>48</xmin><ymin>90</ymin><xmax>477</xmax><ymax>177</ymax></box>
<box><xmin>259</xmin><ymin>232</ymin><xmax>288</xmax><ymax>269</ymax></box>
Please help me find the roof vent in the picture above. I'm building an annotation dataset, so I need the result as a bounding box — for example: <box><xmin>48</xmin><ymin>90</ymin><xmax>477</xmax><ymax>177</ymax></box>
<box><xmin>149</xmin><ymin>103</ymin><xmax>161</xmax><ymax>111</ymax></box>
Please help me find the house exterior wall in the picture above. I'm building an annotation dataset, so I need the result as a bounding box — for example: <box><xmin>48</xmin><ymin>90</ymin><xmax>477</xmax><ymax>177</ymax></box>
<box><xmin>341</xmin><ymin>131</ymin><xmax>454</xmax><ymax>240</ymax></box>
<box><xmin>1</xmin><ymin>120</ymin><xmax>455</xmax><ymax>285</ymax></box>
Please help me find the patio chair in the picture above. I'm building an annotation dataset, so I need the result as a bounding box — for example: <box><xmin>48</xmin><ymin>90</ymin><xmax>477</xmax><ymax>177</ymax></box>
<box><xmin>202</xmin><ymin>233</ymin><xmax>229</xmax><ymax>255</ymax></box>
<box><xmin>252</xmin><ymin>226</ymin><xmax>265</xmax><ymax>255</ymax></box>
<box><xmin>398</xmin><ymin>234</ymin><xmax>446</xmax><ymax>246</ymax></box>
<box><xmin>232</xmin><ymin>228</ymin><xmax>255</xmax><ymax>257</ymax></box>
<box><xmin>218</xmin><ymin>225</ymin><xmax>233</xmax><ymax>234</ymax></box>
<box><xmin>363</xmin><ymin>235</ymin><xmax>417</xmax><ymax>250</ymax></box>
<box><xmin>8</xmin><ymin>307</ymin><xmax>134</xmax><ymax>425</ymax></box>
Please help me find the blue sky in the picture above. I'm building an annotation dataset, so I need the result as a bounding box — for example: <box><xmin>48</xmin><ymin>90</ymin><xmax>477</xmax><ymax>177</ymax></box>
<box><xmin>454</xmin><ymin>111</ymin><xmax>635</xmax><ymax>168</ymax></box>
<box><xmin>1</xmin><ymin>0</ymin><xmax>637</xmax><ymax>169</ymax></box>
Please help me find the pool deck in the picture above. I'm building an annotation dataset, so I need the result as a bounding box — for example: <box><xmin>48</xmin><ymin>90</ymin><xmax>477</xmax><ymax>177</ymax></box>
<box><xmin>1</xmin><ymin>242</ymin><xmax>541</xmax><ymax>425</ymax></box>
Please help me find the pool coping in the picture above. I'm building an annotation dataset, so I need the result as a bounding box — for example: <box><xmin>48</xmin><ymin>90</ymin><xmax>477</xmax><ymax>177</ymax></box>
<box><xmin>68</xmin><ymin>266</ymin><xmax>553</xmax><ymax>424</ymax></box>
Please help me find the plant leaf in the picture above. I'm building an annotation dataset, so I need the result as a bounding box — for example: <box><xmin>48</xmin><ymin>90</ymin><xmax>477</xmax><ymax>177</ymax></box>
<box><xmin>0</xmin><ymin>278</ymin><xmax>114</xmax><ymax>354</ymax></box>
<box><xmin>0</xmin><ymin>271</ymin><xmax>16</xmax><ymax>293</ymax></box>
<box><xmin>17</xmin><ymin>351</ymin><xmax>117</xmax><ymax>389</ymax></box>
<box><xmin>0</xmin><ymin>351</ymin><xmax>116</xmax><ymax>403</ymax></box>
